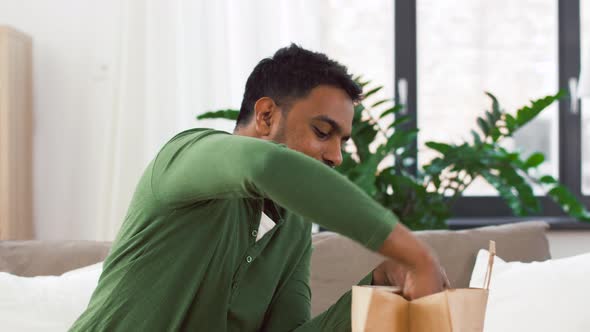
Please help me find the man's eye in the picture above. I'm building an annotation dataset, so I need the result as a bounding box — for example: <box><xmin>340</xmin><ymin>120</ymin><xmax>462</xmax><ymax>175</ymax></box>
<box><xmin>314</xmin><ymin>127</ymin><xmax>329</xmax><ymax>139</ymax></box>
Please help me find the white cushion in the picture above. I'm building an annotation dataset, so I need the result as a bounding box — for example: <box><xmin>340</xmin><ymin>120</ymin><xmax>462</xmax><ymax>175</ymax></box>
<box><xmin>0</xmin><ymin>262</ymin><xmax>102</xmax><ymax>331</ymax></box>
<box><xmin>470</xmin><ymin>250</ymin><xmax>590</xmax><ymax>332</ymax></box>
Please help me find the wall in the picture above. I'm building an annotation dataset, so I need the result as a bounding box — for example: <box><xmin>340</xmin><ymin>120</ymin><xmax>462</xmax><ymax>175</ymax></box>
<box><xmin>0</xmin><ymin>0</ymin><xmax>120</xmax><ymax>239</ymax></box>
<box><xmin>547</xmin><ymin>231</ymin><xmax>590</xmax><ymax>259</ymax></box>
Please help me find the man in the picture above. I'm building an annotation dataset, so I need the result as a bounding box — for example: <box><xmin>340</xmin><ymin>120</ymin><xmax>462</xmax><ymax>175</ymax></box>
<box><xmin>70</xmin><ymin>44</ymin><xmax>447</xmax><ymax>331</ymax></box>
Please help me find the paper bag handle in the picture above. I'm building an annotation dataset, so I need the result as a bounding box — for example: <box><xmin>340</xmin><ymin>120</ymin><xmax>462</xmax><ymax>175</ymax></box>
<box><xmin>482</xmin><ymin>240</ymin><xmax>496</xmax><ymax>290</ymax></box>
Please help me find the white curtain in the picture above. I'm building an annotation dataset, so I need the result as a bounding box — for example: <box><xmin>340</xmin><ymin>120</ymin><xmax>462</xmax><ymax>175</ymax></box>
<box><xmin>95</xmin><ymin>0</ymin><xmax>321</xmax><ymax>240</ymax></box>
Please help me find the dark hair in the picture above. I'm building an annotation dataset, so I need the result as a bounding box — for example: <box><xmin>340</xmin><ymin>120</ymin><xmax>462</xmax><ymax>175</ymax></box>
<box><xmin>236</xmin><ymin>44</ymin><xmax>362</xmax><ymax>126</ymax></box>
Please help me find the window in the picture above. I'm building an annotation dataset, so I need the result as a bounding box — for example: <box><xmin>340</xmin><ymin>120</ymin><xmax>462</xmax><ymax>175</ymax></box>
<box><xmin>394</xmin><ymin>0</ymin><xmax>588</xmax><ymax>218</ymax></box>
<box><xmin>319</xmin><ymin>0</ymin><xmax>394</xmax><ymax>103</ymax></box>
<box><xmin>416</xmin><ymin>0</ymin><xmax>559</xmax><ymax>195</ymax></box>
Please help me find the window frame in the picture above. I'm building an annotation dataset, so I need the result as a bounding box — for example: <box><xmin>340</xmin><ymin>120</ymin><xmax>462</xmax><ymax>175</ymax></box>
<box><xmin>393</xmin><ymin>0</ymin><xmax>589</xmax><ymax>220</ymax></box>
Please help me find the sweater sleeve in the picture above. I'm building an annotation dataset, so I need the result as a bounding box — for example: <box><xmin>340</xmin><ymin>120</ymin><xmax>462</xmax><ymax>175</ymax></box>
<box><xmin>151</xmin><ymin>129</ymin><xmax>398</xmax><ymax>251</ymax></box>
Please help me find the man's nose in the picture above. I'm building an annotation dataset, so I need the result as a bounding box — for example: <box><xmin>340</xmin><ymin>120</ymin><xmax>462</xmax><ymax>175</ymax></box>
<box><xmin>322</xmin><ymin>142</ymin><xmax>343</xmax><ymax>168</ymax></box>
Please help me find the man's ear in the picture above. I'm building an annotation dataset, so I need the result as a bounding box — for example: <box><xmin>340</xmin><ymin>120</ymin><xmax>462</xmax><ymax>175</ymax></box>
<box><xmin>253</xmin><ymin>97</ymin><xmax>279</xmax><ymax>137</ymax></box>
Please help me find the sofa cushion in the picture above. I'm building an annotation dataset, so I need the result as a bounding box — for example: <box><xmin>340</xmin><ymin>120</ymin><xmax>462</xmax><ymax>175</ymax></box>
<box><xmin>310</xmin><ymin>221</ymin><xmax>550</xmax><ymax>316</ymax></box>
<box><xmin>0</xmin><ymin>241</ymin><xmax>111</xmax><ymax>277</ymax></box>
<box><xmin>0</xmin><ymin>262</ymin><xmax>103</xmax><ymax>331</ymax></box>
<box><xmin>470</xmin><ymin>249</ymin><xmax>590</xmax><ymax>331</ymax></box>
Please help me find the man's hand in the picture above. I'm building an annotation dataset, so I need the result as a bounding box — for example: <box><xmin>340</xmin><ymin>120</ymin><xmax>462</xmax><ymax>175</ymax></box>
<box><xmin>402</xmin><ymin>261</ymin><xmax>451</xmax><ymax>300</ymax></box>
<box><xmin>375</xmin><ymin>223</ymin><xmax>451</xmax><ymax>300</ymax></box>
<box><xmin>372</xmin><ymin>259</ymin><xmax>450</xmax><ymax>300</ymax></box>
<box><xmin>371</xmin><ymin>259</ymin><xmax>407</xmax><ymax>288</ymax></box>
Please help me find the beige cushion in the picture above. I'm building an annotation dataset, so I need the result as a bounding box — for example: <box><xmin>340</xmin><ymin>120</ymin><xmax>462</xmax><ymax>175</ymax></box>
<box><xmin>0</xmin><ymin>241</ymin><xmax>111</xmax><ymax>277</ymax></box>
<box><xmin>309</xmin><ymin>221</ymin><xmax>550</xmax><ymax>316</ymax></box>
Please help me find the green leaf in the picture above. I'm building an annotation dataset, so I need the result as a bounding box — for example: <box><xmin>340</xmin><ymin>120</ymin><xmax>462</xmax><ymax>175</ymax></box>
<box><xmin>379</xmin><ymin>104</ymin><xmax>404</xmax><ymax>119</ymax></box>
<box><xmin>477</xmin><ymin>117</ymin><xmax>490</xmax><ymax>136</ymax></box>
<box><xmin>363</xmin><ymin>86</ymin><xmax>383</xmax><ymax>99</ymax></box>
<box><xmin>353</xmin><ymin>103</ymin><xmax>365</xmax><ymax>123</ymax></box>
<box><xmin>471</xmin><ymin>130</ymin><xmax>482</xmax><ymax>145</ymax></box>
<box><xmin>337</xmin><ymin>152</ymin><xmax>357</xmax><ymax>174</ymax></box>
<box><xmin>353</xmin><ymin>171</ymin><xmax>378</xmax><ymax>197</ymax></box>
<box><xmin>515</xmin><ymin>106</ymin><xmax>533</xmax><ymax>125</ymax></box>
<box><xmin>504</xmin><ymin>114</ymin><xmax>517</xmax><ymax>131</ymax></box>
<box><xmin>425</xmin><ymin>142</ymin><xmax>452</xmax><ymax>154</ymax></box>
<box><xmin>386</xmin><ymin>129</ymin><xmax>419</xmax><ymax>152</ymax></box>
<box><xmin>498</xmin><ymin>166</ymin><xmax>540</xmax><ymax>214</ymax></box>
<box><xmin>371</xmin><ymin>99</ymin><xmax>391</xmax><ymax>108</ymax></box>
<box><xmin>490</xmin><ymin>127</ymin><xmax>502</xmax><ymax>142</ymax></box>
<box><xmin>547</xmin><ymin>185</ymin><xmax>590</xmax><ymax>220</ymax></box>
<box><xmin>539</xmin><ymin>175</ymin><xmax>557</xmax><ymax>184</ymax></box>
<box><xmin>354</xmin><ymin>103</ymin><xmax>366</xmax><ymax>114</ymax></box>
<box><xmin>481</xmin><ymin>170</ymin><xmax>523</xmax><ymax>215</ymax></box>
<box><xmin>196</xmin><ymin>109</ymin><xmax>240</xmax><ymax>120</ymax></box>
<box><xmin>355</xmin><ymin>77</ymin><xmax>370</xmax><ymax>88</ymax></box>
<box><xmin>524</xmin><ymin>153</ymin><xmax>545</xmax><ymax>169</ymax></box>
<box><xmin>485</xmin><ymin>92</ymin><xmax>502</xmax><ymax>118</ymax></box>
<box><xmin>388</xmin><ymin>115</ymin><xmax>411</xmax><ymax>129</ymax></box>
<box><xmin>422</xmin><ymin>157</ymin><xmax>450</xmax><ymax>176</ymax></box>
<box><xmin>351</xmin><ymin>122</ymin><xmax>378</xmax><ymax>162</ymax></box>
<box><xmin>513</xmin><ymin>92</ymin><xmax>563</xmax><ymax>130</ymax></box>
<box><xmin>485</xmin><ymin>111</ymin><xmax>497</xmax><ymax>127</ymax></box>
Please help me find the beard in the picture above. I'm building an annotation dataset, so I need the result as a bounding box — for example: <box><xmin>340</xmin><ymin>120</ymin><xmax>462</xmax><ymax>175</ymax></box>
<box><xmin>271</xmin><ymin>118</ymin><xmax>288</xmax><ymax>144</ymax></box>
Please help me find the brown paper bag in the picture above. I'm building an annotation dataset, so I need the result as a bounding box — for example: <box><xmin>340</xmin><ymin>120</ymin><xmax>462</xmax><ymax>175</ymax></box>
<box><xmin>352</xmin><ymin>241</ymin><xmax>496</xmax><ymax>332</ymax></box>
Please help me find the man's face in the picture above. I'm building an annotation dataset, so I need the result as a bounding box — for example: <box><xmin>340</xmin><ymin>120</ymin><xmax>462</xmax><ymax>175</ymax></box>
<box><xmin>272</xmin><ymin>85</ymin><xmax>354</xmax><ymax>168</ymax></box>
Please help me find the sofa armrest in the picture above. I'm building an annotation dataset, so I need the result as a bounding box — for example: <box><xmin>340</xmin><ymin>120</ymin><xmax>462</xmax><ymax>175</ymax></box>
<box><xmin>0</xmin><ymin>240</ymin><xmax>111</xmax><ymax>276</ymax></box>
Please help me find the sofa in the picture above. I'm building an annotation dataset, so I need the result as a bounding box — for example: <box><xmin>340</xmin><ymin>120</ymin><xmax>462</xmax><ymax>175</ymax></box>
<box><xmin>0</xmin><ymin>221</ymin><xmax>551</xmax><ymax>317</ymax></box>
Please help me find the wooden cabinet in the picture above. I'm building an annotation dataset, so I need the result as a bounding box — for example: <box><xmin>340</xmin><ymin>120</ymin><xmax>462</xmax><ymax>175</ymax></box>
<box><xmin>0</xmin><ymin>26</ymin><xmax>33</xmax><ymax>239</ymax></box>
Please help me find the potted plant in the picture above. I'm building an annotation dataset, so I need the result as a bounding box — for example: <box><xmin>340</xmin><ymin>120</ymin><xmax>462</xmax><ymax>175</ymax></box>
<box><xmin>197</xmin><ymin>79</ymin><xmax>590</xmax><ymax>230</ymax></box>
